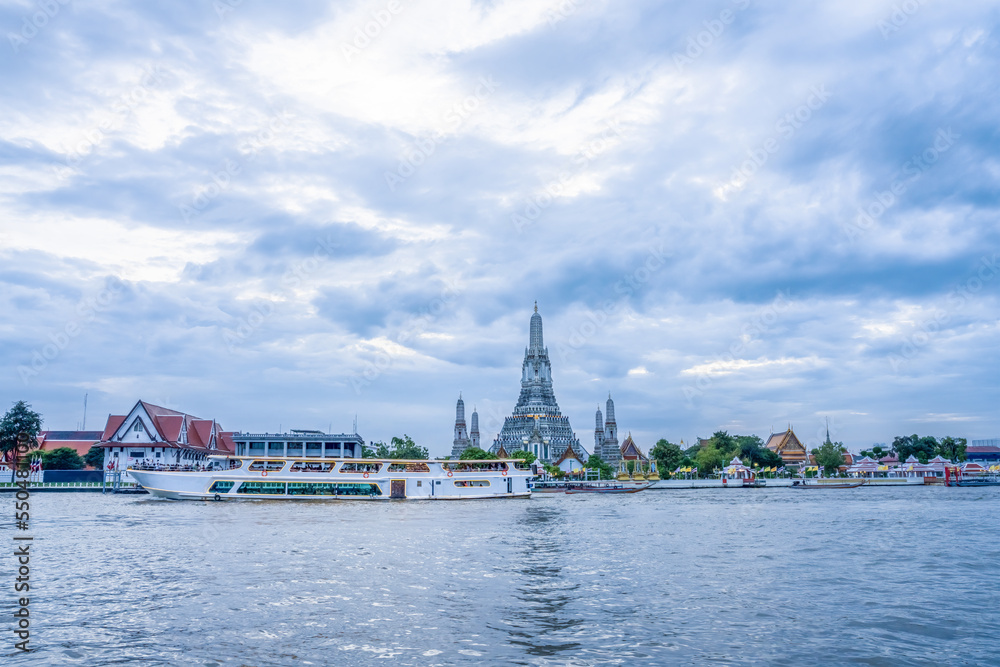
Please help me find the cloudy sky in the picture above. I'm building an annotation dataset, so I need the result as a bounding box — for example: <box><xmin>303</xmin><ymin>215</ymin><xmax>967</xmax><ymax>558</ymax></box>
<box><xmin>2</xmin><ymin>0</ymin><xmax>998</xmax><ymax>456</ymax></box>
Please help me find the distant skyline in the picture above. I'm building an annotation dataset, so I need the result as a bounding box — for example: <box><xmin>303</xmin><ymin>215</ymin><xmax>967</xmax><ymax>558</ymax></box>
<box><xmin>2</xmin><ymin>1</ymin><xmax>998</xmax><ymax>457</ymax></box>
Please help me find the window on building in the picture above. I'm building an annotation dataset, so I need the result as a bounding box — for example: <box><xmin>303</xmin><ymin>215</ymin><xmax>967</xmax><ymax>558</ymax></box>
<box><xmin>133</xmin><ymin>421</ymin><xmax>144</xmax><ymax>432</ymax></box>
<box><xmin>155</xmin><ymin>452</ymin><xmax>161</xmax><ymax>458</ymax></box>
<box><xmin>130</xmin><ymin>451</ymin><xmax>144</xmax><ymax>458</ymax></box>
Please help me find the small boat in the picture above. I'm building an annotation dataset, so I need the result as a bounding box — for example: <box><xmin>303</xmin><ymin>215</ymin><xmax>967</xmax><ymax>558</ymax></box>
<box><xmin>792</xmin><ymin>480</ymin><xmax>865</xmax><ymax>489</ymax></box>
<box><xmin>564</xmin><ymin>482</ymin><xmax>651</xmax><ymax>494</ymax></box>
<box><xmin>955</xmin><ymin>477</ymin><xmax>1000</xmax><ymax>487</ymax></box>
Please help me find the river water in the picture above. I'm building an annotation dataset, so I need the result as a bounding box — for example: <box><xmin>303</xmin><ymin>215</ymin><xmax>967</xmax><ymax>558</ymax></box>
<box><xmin>4</xmin><ymin>486</ymin><xmax>998</xmax><ymax>666</ymax></box>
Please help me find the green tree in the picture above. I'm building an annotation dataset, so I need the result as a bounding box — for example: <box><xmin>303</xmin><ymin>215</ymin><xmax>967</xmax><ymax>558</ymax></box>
<box><xmin>84</xmin><ymin>445</ymin><xmax>105</xmax><ymax>469</ymax></box>
<box><xmin>459</xmin><ymin>447</ymin><xmax>493</xmax><ymax>460</ymax></box>
<box><xmin>510</xmin><ymin>449</ymin><xmax>537</xmax><ymax>465</ymax></box>
<box><xmin>893</xmin><ymin>434</ymin><xmax>938</xmax><ymax>464</ymax></box>
<box><xmin>937</xmin><ymin>436</ymin><xmax>967</xmax><ymax>462</ymax></box>
<box><xmin>650</xmin><ymin>439</ymin><xmax>683</xmax><ymax>477</ymax></box>
<box><xmin>695</xmin><ymin>442</ymin><xmax>725</xmax><ymax>477</ymax></box>
<box><xmin>1</xmin><ymin>401</ymin><xmax>43</xmax><ymax>481</ymax></box>
<box><xmin>41</xmin><ymin>447</ymin><xmax>85</xmax><ymax>470</ymax></box>
<box><xmin>585</xmin><ymin>454</ymin><xmax>615</xmax><ymax>480</ymax></box>
<box><xmin>754</xmin><ymin>447</ymin><xmax>783</xmax><ymax>468</ymax></box>
<box><xmin>366</xmin><ymin>435</ymin><xmax>429</xmax><ymax>459</ymax></box>
<box><xmin>811</xmin><ymin>440</ymin><xmax>846</xmax><ymax>475</ymax></box>
<box><xmin>710</xmin><ymin>431</ymin><xmax>737</xmax><ymax>458</ymax></box>
<box><xmin>859</xmin><ymin>444</ymin><xmax>889</xmax><ymax>461</ymax></box>
<box><xmin>735</xmin><ymin>435</ymin><xmax>763</xmax><ymax>461</ymax></box>
<box><xmin>388</xmin><ymin>435</ymin><xmax>428</xmax><ymax>459</ymax></box>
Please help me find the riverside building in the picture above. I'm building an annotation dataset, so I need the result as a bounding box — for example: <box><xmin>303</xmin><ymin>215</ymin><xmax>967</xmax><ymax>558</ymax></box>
<box><xmin>98</xmin><ymin>400</ymin><xmax>235</xmax><ymax>482</ymax></box>
<box><xmin>489</xmin><ymin>304</ymin><xmax>586</xmax><ymax>464</ymax></box>
<box><xmin>230</xmin><ymin>430</ymin><xmax>366</xmax><ymax>459</ymax></box>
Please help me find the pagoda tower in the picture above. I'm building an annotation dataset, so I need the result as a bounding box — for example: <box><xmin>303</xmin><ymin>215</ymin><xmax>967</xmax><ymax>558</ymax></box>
<box><xmin>450</xmin><ymin>394</ymin><xmax>471</xmax><ymax>457</ymax></box>
<box><xmin>470</xmin><ymin>407</ymin><xmax>480</xmax><ymax>449</ymax></box>
<box><xmin>491</xmin><ymin>304</ymin><xmax>585</xmax><ymax>463</ymax></box>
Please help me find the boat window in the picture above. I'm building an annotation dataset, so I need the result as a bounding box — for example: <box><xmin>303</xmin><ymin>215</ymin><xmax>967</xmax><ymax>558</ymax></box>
<box><xmin>512</xmin><ymin>460</ymin><xmax>531</xmax><ymax>470</ymax></box>
<box><xmin>340</xmin><ymin>462</ymin><xmax>382</xmax><ymax>474</ymax></box>
<box><xmin>236</xmin><ymin>481</ymin><xmax>287</xmax><ymax>495</ymax></box>
<box><xmin>225</xmin><ymin>459</ymin><xmax>244</xmax><ymax>470</ymax></box>
<box><xmin>337</xmin><ymin>483</ymin><xmax>382</xmax><ymax>496</ymax></box>
<box><xmin>443</xmin><ymin>461</ymin><xmax>508</xmax><ymax>473</ymax></box>
<box><xmin>209</xmin><ymin>481</ymin><xmax>235</xmax><ymax>493</ymax></box>
<box><xmin>287</xmin><ymin>482</ymin><xmax>338</xmax><ymax>496</ymax></box>
<box><xmin>454</xmin><ymin>480</ymin><xmax>491</xmax><ymax>487</ymax></box>
<box><xmin>248</xmin><ymin>460</ymin><xmax>285</xmax><ymax>472</ymax></box>
<box><xmin>286</xmin><ymin>482</ymin><xmax>382</xmax><ymax>496</ymax></box>
<box><xmin>387</xmin><ymin>462</ymin><xmax>430</xmax><ymax>472</ymax></box>
<box><xmin>290</xmin><ymin>461</ymin><xmax>334</xmax><ymax>473</ymax></box>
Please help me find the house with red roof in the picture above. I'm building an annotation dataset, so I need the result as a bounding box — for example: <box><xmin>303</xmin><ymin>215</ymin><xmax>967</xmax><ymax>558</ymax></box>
<box><xmin>98</xmin><ymin>400</ymin><xmax>234</xmax><ymax>480</ymax></box>
<box><xmin>35</xmin><ymin>431</ymin><xmax>104</xmax><ymax>464</ymax></box>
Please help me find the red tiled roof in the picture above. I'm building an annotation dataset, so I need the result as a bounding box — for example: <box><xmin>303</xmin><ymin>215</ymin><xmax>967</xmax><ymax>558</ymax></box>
<box><xmin>154</xmin><ymin>415</ymin><xmax>184</xmax><ymax>442</ymax></box>
<box><xmin>189</xmin><ymin>420</ymin><xmax>215</xmax><ymax>449</ymax></box>
<box><xmin>139</xmin><ymin>401</ymin><xmax>188</xmax><ymax>418</ymax></box>
<box><xmin>34</xmin><ymin>431</ymin><xmax>101</xmax><ymax>459</ymax></box>
<box><xmin>217</xmin><ymin>432</ymin><xmax>236</xmax><ymax>454</ymax></box>
<box><xmin>101</xmin><ymin>415</ymin><xmax>127</xmax><ymax>441</ymax></box>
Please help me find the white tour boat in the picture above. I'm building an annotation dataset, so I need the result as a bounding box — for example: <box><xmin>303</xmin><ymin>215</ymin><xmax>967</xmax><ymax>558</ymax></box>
<box><xmin>128</xmin><ymin>455</ymin><xmax>533</xmax><ymax>501</ymax></box>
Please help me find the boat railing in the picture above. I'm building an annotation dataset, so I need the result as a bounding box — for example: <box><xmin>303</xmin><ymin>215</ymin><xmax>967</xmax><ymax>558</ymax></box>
<box><xmin>130</xmin><ymin>464</ymin><xmax>238</xmax><ymax>472</ymax></box>
<box><xmin>441</xmin><ymin>461</ymin><xmax>510</xmax><ymax>473</ymax></box>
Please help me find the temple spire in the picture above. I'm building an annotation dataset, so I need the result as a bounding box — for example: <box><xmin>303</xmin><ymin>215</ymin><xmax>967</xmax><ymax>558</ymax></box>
<box><xmin>529</xmin><ymin>304</ymin><xmax>544</xmax><ymax>351</ymax></box>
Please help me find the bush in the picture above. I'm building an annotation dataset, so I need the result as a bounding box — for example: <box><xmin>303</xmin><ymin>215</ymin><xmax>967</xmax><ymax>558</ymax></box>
<box><xmin>41</xmin><ymin>447</ymin><xmax>85</xmax><ymax>470</ymax></box>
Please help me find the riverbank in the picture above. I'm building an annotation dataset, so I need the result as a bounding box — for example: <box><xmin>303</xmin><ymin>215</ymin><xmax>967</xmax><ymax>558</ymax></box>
<box><xmin>647</xmin><ymin>477</ymin><xmax>928</xmax><ymax>489</ymax></box>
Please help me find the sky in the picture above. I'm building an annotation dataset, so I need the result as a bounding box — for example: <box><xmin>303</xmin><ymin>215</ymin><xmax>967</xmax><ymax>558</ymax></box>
<box><xmin>1</xmin><ymin>0</ymin><xmax>998</xmax><ymax>457</ymax></box>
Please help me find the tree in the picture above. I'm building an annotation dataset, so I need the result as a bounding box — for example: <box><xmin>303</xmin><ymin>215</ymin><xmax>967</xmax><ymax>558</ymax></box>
<box><xmin>388</xmin><ymin>435</ymin><xmax>428</xmax><ymax>459</ymax></box>
<box><xmin>585</xmin><ymin>454</ymin><xmax>615</xmax><ymax>480</ymax></box>
<box><xmin>510</xmin><ymin>449</ymin><xmax>537</xmax><ymax>465</ymax></box>
<box><xmin>459</xmin><ymin>447</ymin><xmax>493</xmax><ymax>460</ymax></box>
<box><xmin>542</xmin><ymin>462</ymin><xmax>564</xmax><ymax>478</ymax></box>
<box><xmin>754</xmin><ymin>447</ymin><xmax>783</xmax><ymax>468</ymax></box>
<box><xmin>41</xmin><ymin>447</ymin><xmax>85</xmax><ymax>470</ymax></box>
<box><xmin>710</xmin><ymin>431</ymin><xmax>737</xmax><ymax>457</ymax></box>
<box><xmin>812</xmin><ymin>440</ymin><xmax>846</xmax><ymax>475</ymax></box>
<box><xmin>695</xmin><ymin>442</ymin><xmax>725</xmax><ymax>477</ymax></box>
<box><xmin>1</xmin><ymin>401</ymin><xmax>43</xmax><ymax>481</ymax></box>
<box><xmin>735</xmin><ymin>435</ymin><xmax>763</xmax><ymax>461</ymax></box>
<box><xmin>859</xmin><ymin>444</ymin><xmax>889</xmax><ymax>461</ymax></box>
<box><xmin>937</xmin><ymin>436</ymin><xmax>967</xmax><ymax>462</ymax></box>
<box><xmin>893</xmin><ymin>434</ymin><xmax>938</xmax><ymax>464</ymax></box>
<box><xmin>366</xmin><ymin>435</ymin><xmax>429</xmax><ymax>459</ymax></box>
<box><xmin>650</xmin><ymin>439</ymin><xmax>683</xmax><ymax>477</ymax></box>
<box><xmin>84</xmin><ymin>445</ymin><xmax>105</xmax><ymax>469</ymax></box>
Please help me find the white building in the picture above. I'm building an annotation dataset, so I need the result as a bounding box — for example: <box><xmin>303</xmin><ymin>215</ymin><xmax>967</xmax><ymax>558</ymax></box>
<box><xmin>99</xmin><ymin>400</ymin><xmax>234</xmax><ymax>482</ymax></box>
